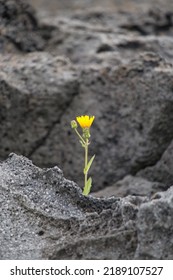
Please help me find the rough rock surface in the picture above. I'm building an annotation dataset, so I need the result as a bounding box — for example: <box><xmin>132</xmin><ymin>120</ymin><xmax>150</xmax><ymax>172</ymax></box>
<box><xmin>92</xmin><ymin>175</ymin><xmax>167</xmax><ymax>198</ymax></box>
<box><xmin>0</xmin><ymin>52</ymin><xmax>79</xmax><ymax>160</ymax></box>
<box><xmin>30</xmin><ymin>53</ymin><xmax>173</xmax><ymax>190</ymax></box>
<box><xmin>1</xmin><ymin>0</ymin><xmax>173</xmax><ymax>191</ymax></box>
<box><xmin>135</xmin><ymin>187</ymin><xmax>173</xmax><ymax>259</ymax></box>
<box><xmin>0</xmin><ymin>0</ymin><xmax>52</xmax><ymax>53</ymax></box>
<box><xmin>0</xmin><ymin>154</ymin><xmax>140</xmax><ymax>259</ymax></box>
<box><xmin>42</xmin><ymin>9</ymin><xmax>173</xmax><ymax>65</ymax></box>
<box><xmin>1</xmin><ymin>50</ymin><xmax>173</xmax><ymax>191</ymax></box>
<box><xmin>137</xmin><ymin>139</ymin><xmax>173</xmax><ymax>186</ymax></box>
<box><xmin>31</xmin><ymin>0</ymin><xmax>173</xmax><ymax>16</ymax></box>
<box><xmin>1</xmin><ymin>153</ymin><xmax>173</xmax><ymax>260</ymax></box>
<box><xmin>1</xmin><ymin>0</ymin><xmax>173</xmax><ymax>260</ymax></box>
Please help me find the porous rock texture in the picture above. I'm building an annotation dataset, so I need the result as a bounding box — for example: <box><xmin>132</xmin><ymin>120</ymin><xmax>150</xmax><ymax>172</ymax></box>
<box><xmin>1</xmin><ymin>0</ymin><xmax>173</xmax><ymax>260</ymax></box>
<box><xmin>1</xmin><ymin>153</ymin><xmax>173</xmax><ymax>260</ymax></box>
<box><xmin>92</xmin><ymin>175</ymin><xmax>167</xmax><ymax>198</ymax></box>
<box><xmin>0</xmin><ymin>0</ymin><xmax>51</xmax><ymax>53</ymax></box>
<box><xmin>1</xmin><ymin>0</ymin><xmax>173</xmax><ymax>191</ymax></box>
<box><xmin>0</xmin><ymin>52</ymin><xmax>79</xmax><ymax>159</ymax></box>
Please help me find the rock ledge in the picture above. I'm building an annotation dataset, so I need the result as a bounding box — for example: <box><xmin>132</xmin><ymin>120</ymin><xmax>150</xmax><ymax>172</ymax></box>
<box><xmin>0</xmin><ymin>153</ymin><xmax>172</xmax><ymax>259</ymax></box>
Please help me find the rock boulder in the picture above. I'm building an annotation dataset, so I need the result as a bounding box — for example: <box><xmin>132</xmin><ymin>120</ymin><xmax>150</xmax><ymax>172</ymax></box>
<box><xmin>0</xmin><ymin>153</ymin><xmax>173</xmax><ymax>260</ymax></box>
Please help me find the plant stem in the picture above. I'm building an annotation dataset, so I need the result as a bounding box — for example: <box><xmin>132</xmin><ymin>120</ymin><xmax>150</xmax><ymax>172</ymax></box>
<box><xmin>84</xmin><ymin>139</ymin><xmax>88</xmax><ymax>193</ymax></box>
<box><xmin>75</xmin><ymin>128</ymin><xmax>85</xmax><ymax>145</ymax></box>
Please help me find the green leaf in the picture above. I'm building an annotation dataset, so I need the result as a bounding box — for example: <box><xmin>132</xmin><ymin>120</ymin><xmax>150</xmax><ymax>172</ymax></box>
<box><xmin>83</xmin><ymin>177</ymin><xmax>92</xmax><ymax>195</ymax></box>
<box><xmin>84</xmin><ymin>155</ymin><xmax>95</xmax><ymax>174</ymax></box>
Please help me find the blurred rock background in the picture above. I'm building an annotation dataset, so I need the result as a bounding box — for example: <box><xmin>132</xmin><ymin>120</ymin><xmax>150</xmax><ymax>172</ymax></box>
<box><xmin>1</xmin><ymin>0</ymin><xmax>173</xmax><ymax>195</ymax></box>
<box><xmin>1</xmin><ymin>0</ymin><xmax>173</xmax><ymax>260</ymax></box>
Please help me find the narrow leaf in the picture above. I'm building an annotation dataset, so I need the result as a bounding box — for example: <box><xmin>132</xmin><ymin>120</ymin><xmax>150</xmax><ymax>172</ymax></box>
<box><xmin>83</xmin><ymin>177</ymin><xmax>92</xmax><ymax>195</ymax></box>
<box><xmin>85</xmin><ymin>155</ymin><xmax>95</xmax><ymax>174</ymax></box>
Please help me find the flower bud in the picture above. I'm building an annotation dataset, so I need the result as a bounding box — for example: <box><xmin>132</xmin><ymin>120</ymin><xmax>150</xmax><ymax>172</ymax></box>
<box><xmin>83</xmin><ymin>128</ymin><xmax>90</xmax><ymax>139</ymax></box>
<box><xmin>71</xmin><ymin>120</ymin><xmax>78</xmax><ymax>129</ymax></box>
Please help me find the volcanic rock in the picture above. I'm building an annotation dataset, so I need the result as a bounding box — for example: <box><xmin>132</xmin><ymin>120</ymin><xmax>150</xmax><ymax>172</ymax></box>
<box><xmin>92</xmin><ymin>175</ymin><xmax>167</xmax><ymax>198</ymax></box>
<box><xmin>137</xmin><ymin>139</ymin><xmax>173</xmax><ymax>186</ymax></box>
<box><xmin>0</xmin><ymin>153</ymin><xmax>173</xmax><ymax>260</ymax></box>
<box><xmin>0</xmin><ymin>52</ymin><xmax>79</xmax><ymax>160</ymax></box>
<box><xmin>29</xmin><ymin>52</ymin><xmax>173</xmax><ymax>190</ymax></box>
<box><xmin>0</xmin><ymin>0</ymin><xmax>52</xmax><ymax>53</ymax></box>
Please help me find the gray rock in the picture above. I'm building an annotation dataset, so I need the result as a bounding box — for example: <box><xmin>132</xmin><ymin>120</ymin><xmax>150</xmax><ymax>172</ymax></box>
<box><xmin>41</xmin><ymin>7</ymin><xmax>173</xmax><ymax>64</ymax></box>
<box><xmin>1</xmin><ymin>52</ymin><xmax>173</xmax><ymax>193</ymax></box>
<box><xmin>0</xmin><ymin>52</ymin><xmax>79</xmax><ymax>161</ymax></box>
<box><xmin>1</xmin><ymin>0</ymin><xmax>173</xmax><ymax>261</ymax></box>
<box><xmin>31</xmin><ymin>0</ymin><xmax>173</xmax><ymax>16</ymax></box>
<box><xmin>30</xmin><ymin>52</ymin><xmax>173</xmax><ymax>190</ymax></box>
<box><xmin>121</xmin><ymin>8</ymin><xmax>173</xmax><ymax>36</ymax></box>
<box><xmin>0</xmin><ymin>153</ymin><xmax>142</xmax><ymax>259</ymax></box>
<box><xmin>137</xmin><ymin>139</ymin><xmax>173</xmax><ymax>186</ymax></box>
<box><xmin>92</xmin><ymin>175</ymin><xmax>167</xmax><ymax>198</ymax></box>
<box><xmin>0</xmin><ymin>0</ymin><xmax>50</xmax><ymax>53</ymax></box>
<box><xmin>0</xmin><ymin>153</ymin><xmax>173</xmax><ymax>260</ymax></box>
<box><xmin>1</xmin><ymin>1</ymin><xmax>173</xmax><ymax>192</ymax></box>
<box><xmin>135</xmin><ymin>186</ymin><xmax>173</xmax><ymax>259</ymax></box>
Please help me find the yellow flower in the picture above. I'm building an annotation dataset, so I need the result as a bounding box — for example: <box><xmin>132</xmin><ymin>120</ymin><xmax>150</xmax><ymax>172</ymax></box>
<box><xmin>76</xmin><ymin>115</ymin><xmax>95</xmax><ymax>129</ymax></box>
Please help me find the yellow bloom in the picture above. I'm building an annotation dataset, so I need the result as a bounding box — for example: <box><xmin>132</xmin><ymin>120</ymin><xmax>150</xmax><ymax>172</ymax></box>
<box><xmin>76</xmin><ymin>115</ymin><xmax>95</xmax><ymax>129</ymax></box>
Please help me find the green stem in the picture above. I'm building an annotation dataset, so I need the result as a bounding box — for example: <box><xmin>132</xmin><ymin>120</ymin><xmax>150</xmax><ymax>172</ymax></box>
<box><xmin>74</xmin><ymin>128</ymin><xmax>85</xmax><ymax>145</ymax></box>
<box><xmin>84</xmin><ymin>139</ymin><xmax>89</xmax><ymax>192</ymax></box>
